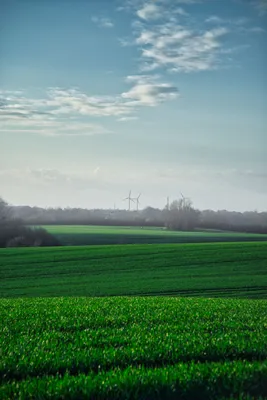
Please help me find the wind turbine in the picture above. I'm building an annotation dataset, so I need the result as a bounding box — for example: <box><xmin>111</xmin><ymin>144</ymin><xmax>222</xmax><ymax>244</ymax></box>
<box><xmin>180</xmin><ymin>192</ymin><xmax>191</xmax><ymax>210</ymax></box>
<box><xmin>133</xmin><ymin>193</ymin><xmax>141</xmax><ymax>211</ymax></box>
<box><xmin>180</xmin><ymin>192</ymin><xmax>190</xmax><ymax>201</ymax></box>
<box><xmin>123</xmin><ymin>190</ymin><xmax>135</xmax><ymax>211</ymax></box>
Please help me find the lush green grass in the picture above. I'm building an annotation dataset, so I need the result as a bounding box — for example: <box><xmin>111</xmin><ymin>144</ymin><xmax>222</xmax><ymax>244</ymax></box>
<box><xmin>1</xmin><ymin>242</ymin><xmax>267</xmax><ymax>398</ymax></box>
<box><xmin>41</xmin><ymin>225</ymin><xmax>267</xmax><ymax>246</ymax></box>
<box><xmin>1</xmin><ymin>297</ymin><xmax>267</xmax><ymax>399</ymax></box>
<box><xmin>1</xmin><ymin>242</ymin><xmax>267</xmax><ymax>298</ymax></box>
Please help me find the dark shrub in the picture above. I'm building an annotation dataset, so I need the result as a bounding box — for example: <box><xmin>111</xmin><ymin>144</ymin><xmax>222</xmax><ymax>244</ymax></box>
<box><xmin>0</xmin><ymin>221</ymin><xmax>61</xmax><ymax>248</ymax></box>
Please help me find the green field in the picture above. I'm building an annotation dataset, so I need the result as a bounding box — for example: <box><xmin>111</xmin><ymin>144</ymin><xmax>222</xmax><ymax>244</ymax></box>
<box><xmin>1</xmin><ymin>241</ymin><xmax>267</xmax><ymax>398</ymax></box>
<box><xmin>1</xmin><ymin>297</ymin><xmax>267</xmax><ymax>399</ymax></box>
<box><xmin>42</xmin><ymin>225</ymin><xmax>267</xmax><ymax>246</ymax></box>
<box><xmin>1</xmin><ymin>242</ymin><xmax>267</xmax><ymax>298</ymax></box>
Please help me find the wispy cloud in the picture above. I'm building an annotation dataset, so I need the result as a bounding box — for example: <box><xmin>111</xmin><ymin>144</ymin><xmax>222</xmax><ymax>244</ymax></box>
<box><xmin>119</xmin><ymin>0</ymin><xmax>259</xmax><ymax>74</ymax></box>
<box><xmin>118</xmin><ymin>1</ymin><xmax>234</xmax><ymax>74</ymax></box>
<box><xmin>136</xmin><ymin>24</ymin><xmax>229</xmax><ymax>72</ymax></box>
<box><xmin>48</xmin><ymin>82</ymin><xmax>178</xmax><ymax>116</ymax></box>
<box><xmin>47</xmin><ymin>88</ymin><xmax>132</xmax><ymax>117</ymax></box>
<box><xmin>249</xmin><ymin>26</ymin><xmax>265</xmax><ymax>32</ymax></box>
<box><xmin>136</xmin><ymin>3</ymin><xmax>162</xmax><ymax>20</ymax></box>
<box><xmin>91</xmin><ymin>16</ymin><xmax>114</xmax><ymax>28</ymax></box>
<box><xmin>0</xmin><ymin>78</ymin><xmax>178</xmax><ymax>134</ymax></box>
<box><xmin>117</xmin><ymin>116</ymin><xmax>139</xmax><ymax>122</ymax></box>
<box><xmin>118</xmin><ymin>0</ymin><xmax>200</xmax><ymax>12</ymax></box>
<box><xmin>136</xmin><ymin>1</ymin><xmax>188</xmax><ymax>20</ymax></box>
<box><xmin>122</xmin><ymin>78</ymin><xmax>178</xmax><ymax>105</ymax></box>
<box><xmin>205</xmin><ymin>16</ymin><xmax>226</xmax><ymax>24</ymax></box>
<box><xmin>0</xmin><ymin>168</ymin><xmax>109</xmax><ymax>191</ymax></box>
<box><xmin>1</xmin><ymin>117</ymin><xmax>109</xmax><ymax>137</ymax></box>
<box><xmin>205</xmin><ymin>14</ymin><xmax>265</xmax><ymax>34</ymax></box>
<box><xmin>0</xmin><ymin>90</ymin><xmax>110</xmax><ymax>136</ymax></box>
<box><xmin>93</xmin><ymin>166</ymin><xmax>100</xmax><ymax>175</ymax></box>
<box><xmin>252</xmin><ymin>0</ymin><xmax>267</xmax><ymax>15</ymax></box>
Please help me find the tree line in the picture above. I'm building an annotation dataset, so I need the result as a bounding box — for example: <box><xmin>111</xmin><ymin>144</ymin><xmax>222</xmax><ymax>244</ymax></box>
<box><xmin>7</xmin><ymin>197</ymin><xmax>267</xmax><ymax>233</ymax></box>
<box><xmin>1</xmin><ymin>195</ymin><xmax>267</xmax><ymax>247</ymax></box>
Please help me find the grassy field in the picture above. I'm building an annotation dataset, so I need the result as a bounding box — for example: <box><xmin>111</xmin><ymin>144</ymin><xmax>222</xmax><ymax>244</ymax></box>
<box><xmin>1</xmin><ymin>297</ymin><xmax>267</xmax><ymax>399</ymax></box>
<box><xmin>1</xmin><ymin>242</ymin><xmax>267</xmax><ymax>298</ymax></box>
<box><xmin>42</xmin><ymin>225</ymin><xmax>267</xmax><ymax>246</ymax></box>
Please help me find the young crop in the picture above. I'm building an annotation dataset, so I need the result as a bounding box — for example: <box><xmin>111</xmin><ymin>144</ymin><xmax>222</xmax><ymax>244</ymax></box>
<box><xmin>0</xmin><ymin>297</ymin><xmax>267</xmax><ymax>399</ymax></box>
<box><xmin>0</xmin><ymin>242</ymin><xmax>267</xmax><ymax>298</ymax></box>
<box><xmin>42</xmin><ymin>225</ymin><xmax>267</xmax><ymax>246</ymax></box>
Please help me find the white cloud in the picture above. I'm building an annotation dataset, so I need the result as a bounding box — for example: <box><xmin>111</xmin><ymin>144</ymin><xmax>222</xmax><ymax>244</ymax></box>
<box><xmin>122</xmin><ymin>82</ymin><xmax>178</xmax><ymax>105</ymax></box>
<box><xmin>119</xmin><ymin>0</ymin><xmax>199</xmax><ymax>12</ymax></box>
<box><xmin>117</xmin><ymin>116</ymin><xmax>139</xmax><ymax>121</ymax></box>
<box><xmin>119</xmin><ymin>0</ymin><xmax>255</xmax><ymax>74</ymax></box>
<box><xmin>123</xmin><ymin>74</ymin><xmax>178</xmax><ymax>105</ymax></box>
<box><xmin>49</xmin><ymin>81</ymin><xmax>178</xmax><ymax>114</ymax></box>
<box><xmin>135</xmin><ymin>23</ymin><xmax>229</xmax><ymax>72</ymax></box>
<box><xmin>136</xmin><ymin>1</ymin><xmax>188</xmax><ymax>21</ymax></box>
<box><xmin>0</xmin><ymin>90</ymin><xmax>110</xmax><ymax>136</ymax></box>
<box><xmin>0</xmin><ymin>79</ymin><xmax>179</xmax><ymax>135</ymax></box>
<box><xmin>122</xmin><ymin>0</ymin><xmax>232</xmax><ymax>74</ymax></box>
<box><xmin>47</xmin><ymin>88</ymin><xmax>132</xmax><ymax>117</ymax></box>
<box><xmin>205</xmin><ymin>14</ymin><xmax>265</xmax><ymax>35</ymax></box>
<box><xmin>125</xmin><ymin>74</ymin><xmax>160</xmax><ymax>83</ymax></box>
<box><xmin>137</xmin><ymin>3</ymin><xmax>162</xmax><ymax>20</ymax></box>
<box><xmin>205</xmin><ymin>16</ymin><xmax>225</xmax><ymax>24</ymax></box>
<box><xmin>174</xmin><ymin>7</ymin><xmax>188</xmax><ymax>15</ymax></box>
<box><xmin>91</xmin><ymin>16</ymin><xmax>114</xmax><ymax>28</ymax></box>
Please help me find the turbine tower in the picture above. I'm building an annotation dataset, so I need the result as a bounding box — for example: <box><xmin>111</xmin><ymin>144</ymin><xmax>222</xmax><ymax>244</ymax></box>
<box><xmin>133</xmin><ymin>193</ymin><xmax>141</xmax><ymax>211</ymax></box>
<box><xmin>167</xmin><ymin>196</ymin><xmax>170</xmax><ymax>210</ymax></box>
<box><xmin>123</xmin><ymin>190</ymin><xmax>135</xmax><ymax>211</ymax></box>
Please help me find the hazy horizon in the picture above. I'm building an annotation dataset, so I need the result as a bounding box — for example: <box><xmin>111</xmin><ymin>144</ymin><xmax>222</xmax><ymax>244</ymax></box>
<box><xmin>1</xmin><ymin>0</ymin><xmax>266</xmax><ymax>212</ymax></box>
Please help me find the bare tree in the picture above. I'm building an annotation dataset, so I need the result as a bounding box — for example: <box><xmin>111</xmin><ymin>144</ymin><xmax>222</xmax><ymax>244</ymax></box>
<box><xmin>166</xmin><ymin>197</ymin><xmax>199</xmax><ymax>231</ymax></box>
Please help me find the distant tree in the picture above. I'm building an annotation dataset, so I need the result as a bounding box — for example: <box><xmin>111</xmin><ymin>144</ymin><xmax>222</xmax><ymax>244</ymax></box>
<box><xmin>142</xmin><ymin>207</ymin><xmax>163</xmax><ymax>223</ymax></box>
<box><xmin>0</xmin><ymin>197</ymin><xmax>60</xmax><ymax>247</ymax></box>
<box><xmin>0</xmin><ymin>197</ymin><xmax>12</xmax><ymax>222</ymax></box>
<box><xmin>6</xmin><ymin>198</ymin><xmax>267</xmax><ymax>234</ymax></box>
<box><xmin>165</xmin><ymin>197</ymin><xmax>199</xmax><ymax>231</ymax></box>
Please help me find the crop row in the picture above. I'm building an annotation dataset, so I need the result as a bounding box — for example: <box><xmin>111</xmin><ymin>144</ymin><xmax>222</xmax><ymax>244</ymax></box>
<box><xmin>1</xmin><ymin>360</ymin><xmax>267</xmax><ymax>400</ymax></box>
<box><xmin>1</xmin><ymin>243</ymin><xmax>267</xmax><ymax>298</ymax></box>
<box><xmin>1</xmin><ymin>298</ymin><xmax>266</xmax><ymax>381</ymax></box>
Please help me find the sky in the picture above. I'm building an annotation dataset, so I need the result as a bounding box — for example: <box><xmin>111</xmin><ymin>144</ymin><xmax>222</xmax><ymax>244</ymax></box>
<box><xmin>0</xmin><ymin>0</ymin><xmax>266</xmax><ymax>211</ymax></box>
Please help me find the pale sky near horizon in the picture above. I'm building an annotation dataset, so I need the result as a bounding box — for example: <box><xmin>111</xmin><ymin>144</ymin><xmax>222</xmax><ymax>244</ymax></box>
<box><xmin>0</xmin><ymin>0</ymin><xmax>266</xmax><ymax>211</ymax></box>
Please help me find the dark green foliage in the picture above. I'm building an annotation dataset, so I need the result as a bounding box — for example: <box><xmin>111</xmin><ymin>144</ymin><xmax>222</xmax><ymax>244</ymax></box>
<box><xmin>0</xmin><ymin>242</ymin><xmax>267</xmax><ymax>298</ymax></box>
<box><xmin>0</xmin><ymin>198</ymin><xmax>60</xmax><ymax>248</ymax></box>
<box><xmin>0</xmin><ymin>297</ymin><xmax>267</xmax><ymax>399</ymax></box>
<box><xmin>0</xmin><ymin>223</ymin><xmax>61</xmax><ymax>248</ymax></box>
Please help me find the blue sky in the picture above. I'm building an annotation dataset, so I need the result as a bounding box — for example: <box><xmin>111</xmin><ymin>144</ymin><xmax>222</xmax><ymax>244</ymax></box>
<box><xmin>0</xmin><ymin>0</ymin><xmax>266</xmax><ymax>211</ymax></box>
